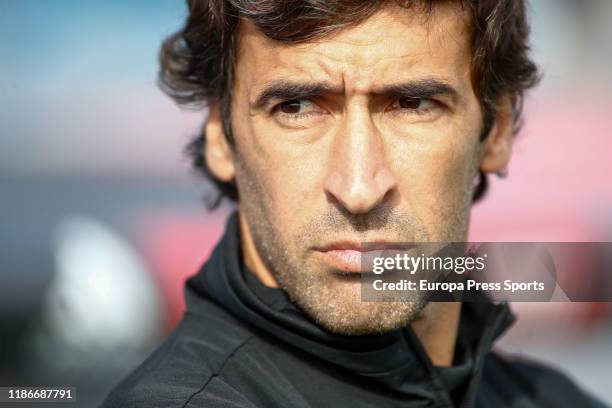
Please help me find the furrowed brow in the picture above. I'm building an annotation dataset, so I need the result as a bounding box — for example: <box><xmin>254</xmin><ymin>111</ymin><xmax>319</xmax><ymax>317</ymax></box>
<box><xmin>251</xmin><ymin>81</ymin><xmax>339</xmax><ymax>110</ymax></box>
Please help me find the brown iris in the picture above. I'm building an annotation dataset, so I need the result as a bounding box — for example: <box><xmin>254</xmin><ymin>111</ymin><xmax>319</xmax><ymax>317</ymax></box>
<box><xmin>398</xmin><ymin>97</ymin><xmax>422</xmax><ymax>110</ymax></box>
<box><xmin>279</xmin><ymin>100</ymin><xmax>304</xmax><ymax>114</ymax></box>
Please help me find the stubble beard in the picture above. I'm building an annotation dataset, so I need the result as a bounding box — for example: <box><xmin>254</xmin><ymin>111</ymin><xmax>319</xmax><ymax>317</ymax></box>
<box><xmin>234</xmin><ymin>153</ymin><xmax>476</xmax><ymax>336</ymax></box>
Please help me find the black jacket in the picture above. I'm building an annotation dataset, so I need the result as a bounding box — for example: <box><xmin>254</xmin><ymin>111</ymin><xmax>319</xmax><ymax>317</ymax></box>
<box><xmin>103</xmin><ymin>213</ymin><xmax>606</xmax><ymax>407</ymax></box>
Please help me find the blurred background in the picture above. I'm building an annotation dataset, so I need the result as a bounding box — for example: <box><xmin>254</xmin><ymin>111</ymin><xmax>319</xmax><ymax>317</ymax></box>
<box><xmin>0</xmin><ymin>0</ymin><xmax>611</xmax><ymax>406</ymax></box>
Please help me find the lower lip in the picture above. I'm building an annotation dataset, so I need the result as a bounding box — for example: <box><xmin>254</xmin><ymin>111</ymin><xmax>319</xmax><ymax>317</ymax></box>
<box><xmin>318</xmin><ymin>249</ymin><xmax>371</xmax><ymax>273</ymax></box>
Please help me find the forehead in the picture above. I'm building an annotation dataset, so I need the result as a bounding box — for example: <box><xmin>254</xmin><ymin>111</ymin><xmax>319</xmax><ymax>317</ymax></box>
<box><xmin>234</xmin><ymin>2</ymin><xmax>473</xmax><ymax>95</ymax></box>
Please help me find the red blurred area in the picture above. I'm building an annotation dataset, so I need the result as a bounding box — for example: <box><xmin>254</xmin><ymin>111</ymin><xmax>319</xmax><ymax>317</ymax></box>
<box><xmin>135</xmin><ymin>209</ymin><xmax>227</xmax><ymax>333</ymax></box>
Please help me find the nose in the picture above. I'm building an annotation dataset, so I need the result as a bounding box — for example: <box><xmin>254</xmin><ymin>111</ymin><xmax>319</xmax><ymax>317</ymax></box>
<box><xmin>323</xmin><ymin>108</ymin><xmax>397</xmax><ymax>214</ymax></box>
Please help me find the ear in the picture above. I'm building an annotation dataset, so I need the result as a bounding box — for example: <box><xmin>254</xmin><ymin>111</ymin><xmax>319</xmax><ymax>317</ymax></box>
<box><xmin>205</xmin><ymin>103</ymin><xmax>235</xmax><ymax>182</ymax></box>
<box><xmin>479</xmin><ymin>95</ymin><xmax>514</xmax><ymax>173</ymax></box>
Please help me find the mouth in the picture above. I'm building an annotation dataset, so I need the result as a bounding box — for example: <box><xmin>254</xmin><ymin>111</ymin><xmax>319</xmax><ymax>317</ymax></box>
<box><xmin>314</xmin><ymin>242</ymin><xmax>414</xmax><ymax>274</ymax></box>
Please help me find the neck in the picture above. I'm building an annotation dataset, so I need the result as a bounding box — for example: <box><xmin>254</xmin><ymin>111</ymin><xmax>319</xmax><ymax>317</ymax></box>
<box><xmin>238</xmin><ymin>210</ymin><xmax>462</xmax><ymax>366</ymax></box>
<box><xmin>410</xmin><ymin>302</ymin><xmax>462</xmax><ymax>366</ymax></box>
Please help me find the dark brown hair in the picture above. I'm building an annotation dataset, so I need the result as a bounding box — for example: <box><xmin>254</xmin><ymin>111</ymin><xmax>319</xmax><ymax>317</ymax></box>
<box><xmin>159</xmin><ymin>0</ymin><xmax>540</xmax><ymax>207</ymax></box>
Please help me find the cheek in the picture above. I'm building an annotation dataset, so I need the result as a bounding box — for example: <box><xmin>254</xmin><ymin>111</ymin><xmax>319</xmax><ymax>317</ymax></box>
<box><xmin>233</xmin><ymin>121</ymin><xmax>329</xmax><ymax>236</ymax></box>
<box><xmin>389</xmin><ymin>125</ymin><xmax>479</xmax><ymax>235</ymax></box>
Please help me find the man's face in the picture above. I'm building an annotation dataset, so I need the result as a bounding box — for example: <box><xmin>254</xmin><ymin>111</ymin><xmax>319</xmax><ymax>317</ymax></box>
<box><xmin>215</xmin><ymin>3</ymin><xmax>498</xmax><ymax>334</ymax></box>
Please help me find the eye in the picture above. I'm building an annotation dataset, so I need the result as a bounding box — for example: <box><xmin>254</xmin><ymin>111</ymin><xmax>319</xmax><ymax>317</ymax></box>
<box><xmin>271</xmin><ymin>98</ymin><xmax>327</xmax><ymax>128</ymax></box>
<box><xmin>277</xmin><ymin>99</ymin><xmax>317</xmax><ymax>115</ymax></box>
<box><xmin>397</xmin><ymin>97</ymin><xmax>436</xmax><ymax>112</ymax></box>
<box><xmin>385</xmin><ymin>96</ymin><xmax>445</xmax><ymax>124</ymax></box>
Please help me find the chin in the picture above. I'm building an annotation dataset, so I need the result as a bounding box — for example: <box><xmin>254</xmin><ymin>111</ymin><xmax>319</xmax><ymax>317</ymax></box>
<box><xmin>301</xmin><ymin>298</ymin><xmax>425</xmax><ymax>336</ymax></box>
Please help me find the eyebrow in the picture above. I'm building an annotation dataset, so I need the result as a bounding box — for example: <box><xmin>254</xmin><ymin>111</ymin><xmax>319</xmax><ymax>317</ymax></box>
<box><xmin>373</xmin><ymin>80</ymin><xmax>459</xmax><ymax>102</ymax></box>
<box><xmin>251</xmin><ymin>81</ymin><xmax>341</xmax><ymax>110</ymax></box>
<box><xmin>250</xmin><ymin>78</ymin><xmax>459</xmax><ymax>110</ymax></box>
